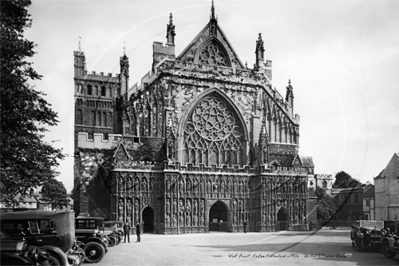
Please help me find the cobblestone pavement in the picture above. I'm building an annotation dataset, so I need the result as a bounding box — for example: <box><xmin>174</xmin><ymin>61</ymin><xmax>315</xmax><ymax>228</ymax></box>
<box><xmin>92</xmin><ymin>229</ymin><xmax>399</xmax><ymax>266</ymax></box>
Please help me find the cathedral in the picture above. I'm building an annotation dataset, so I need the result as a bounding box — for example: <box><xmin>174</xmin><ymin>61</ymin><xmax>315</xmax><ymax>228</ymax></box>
<box><xmin>73</xmin><ymin>3</ymin><xmax>318</xmax><ymax>234</ymax></box>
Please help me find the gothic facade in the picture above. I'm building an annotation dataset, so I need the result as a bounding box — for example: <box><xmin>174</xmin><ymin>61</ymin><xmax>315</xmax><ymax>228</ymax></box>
<box><xmin>74</xmin><ymin>4</ymin><xmax>318</xmax><ymax>234</ymax></box>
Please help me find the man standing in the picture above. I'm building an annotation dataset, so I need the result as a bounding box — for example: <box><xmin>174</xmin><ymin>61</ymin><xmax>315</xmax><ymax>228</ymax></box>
<box><xmin>136</xmin><ymin>221</ymin><xmax>141</xmax><ymax>243</ymax></box>
<box><xmin>243</xmin><ymin>221</ymin><xmax>247</xmax><ymax>233</ymax></box>
<box><xmin>123</xmin><ymin>222</ymin><xmax>131</xmax><ymax>243</ymax></box>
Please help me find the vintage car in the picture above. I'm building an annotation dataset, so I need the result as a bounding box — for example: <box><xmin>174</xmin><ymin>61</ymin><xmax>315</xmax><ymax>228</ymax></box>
<box><xmin>381</xmin><ymin>221</ymin><xmax>399</xmax><ymax>259</ymax></box>
<box><xmin>1</xmin><ymin>236</ymin><xmax>53</xmax><ymax>265</ymax></box>
<box><xmin>103</xmin><ymin>221</ymin><xmax>123</xmax><ymax>245</ymax></box>
<box><xmin>0</xmin><ymin>210</ymin><xmax>84</xmax><ymax>266</ymax></box>
<box><xmin>103</xmin><ymin>221</ymin><xmax>124</xmax><ymax>245</ymax></box>
<box><xmin>350</xmin><ymin>220</ymin><xmax>384</xmax><ymax>252</ymax></box>
<box><xmin>75</xmin><ymin>217</ymin><xmax>109</xmax><ymax>263</ymax></box>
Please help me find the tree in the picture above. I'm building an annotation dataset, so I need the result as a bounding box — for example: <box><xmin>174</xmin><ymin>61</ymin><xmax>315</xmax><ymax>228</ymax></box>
<box><xmin>316</xmin><ymin>187</ymin><xmax>337</xmax><ymax>222</ymax></box>
<box><xmin>0</xmin><ymin>0</ymin><xmax>64</xmax><ymax>205</ymax></box>
<box><xmin>332</xmin><ymin>171</ymin><xmax>362</xmax><ymax>188</ymax></box>
<box><xmin>41</xmin><ymin>179</ymin><xmax>68</xmax><ymax>210</ymax></box>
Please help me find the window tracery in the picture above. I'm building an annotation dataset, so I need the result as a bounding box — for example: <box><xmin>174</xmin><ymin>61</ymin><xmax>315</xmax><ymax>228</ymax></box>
<box><xmin>184</xmin><ymin>96</ymin><xmax>243</xmax><ymax>166</ymax></box>
<box><xmin>198</xmin><ymin>42</ymin><xmax>228</xmax><ymax>67</ymax></box>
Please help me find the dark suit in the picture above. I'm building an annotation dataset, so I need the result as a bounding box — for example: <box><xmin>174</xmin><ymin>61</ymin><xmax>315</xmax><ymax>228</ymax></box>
<box><xmin>136</xmin><ymin>223</ymin><xmax>141</xmax><ymax>242</ymax></box>
<box><xmin>123</xmin><ymin>223</ymin><xmax>131</xmax><ymax>243</ymax></box>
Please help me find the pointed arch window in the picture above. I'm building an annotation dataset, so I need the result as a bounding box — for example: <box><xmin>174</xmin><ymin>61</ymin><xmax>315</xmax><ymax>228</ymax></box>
<box><xmin>198</xmin><ymin>41</ymin><xmax>229</xmax><ymax>67</ymax></box>
<box><xmin>183</xmin><ymin>96</ymin><xmax>243</xmax><ymax>167</ymax></box>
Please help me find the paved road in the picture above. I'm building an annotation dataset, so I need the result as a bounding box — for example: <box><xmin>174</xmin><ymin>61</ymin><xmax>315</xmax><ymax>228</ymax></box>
<box><xmin>93</xmin><ymin>229</ymin><xmax>399</xmax><ymax>266</ymax></box>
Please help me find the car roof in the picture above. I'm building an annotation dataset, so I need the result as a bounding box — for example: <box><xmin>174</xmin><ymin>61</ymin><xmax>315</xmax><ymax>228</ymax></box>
<box><xmin>1</xmin><ymin>210</ymin><xmax>74</xmax><ymax>220</ymax></box>
<box><xmin>75</xmin><ymin>217</ymin><xmax>104</xmax><ymax>220</ymax></box>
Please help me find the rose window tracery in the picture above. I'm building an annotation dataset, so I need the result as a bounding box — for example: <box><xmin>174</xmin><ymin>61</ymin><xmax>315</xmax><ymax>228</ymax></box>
<box><xmin>184</xmin><ymin>96</ymin><xmax>243</xmax><ymax>166</ymax></box>
<box><xmin>198</xmin><ymin>42</ymin><xmax>228</xmax><ymax>67</ymax></box>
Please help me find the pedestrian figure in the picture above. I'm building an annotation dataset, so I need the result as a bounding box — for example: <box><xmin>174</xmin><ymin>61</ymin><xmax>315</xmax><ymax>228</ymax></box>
<box><xmin>136</xmin><ymin>221</ymin><xmax>141</xmax><ymax>242</ymax></box>
<box><xmin>123</xmin><ymin>222</ymin><xmax>131</xmax><ymax>243</ymax></box>
<box><xmin>243</xmin><ymin>221</ymin><xmax>247</xmax><ymax>233</ymax></box>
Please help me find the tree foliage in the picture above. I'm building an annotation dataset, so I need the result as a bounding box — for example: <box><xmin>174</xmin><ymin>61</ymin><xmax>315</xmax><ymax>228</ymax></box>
<box><xmin>41</xmin><ymin>179</ymin><xmax>68</xmax><ymax>210</ymax></box>
<box><xmin>0</xmin><ymin>0</ymin><xmax>64</xmax><ymax>205</ymax></box>
<box><xmin>316</xmin><ymin>187</ymin><xmax>337</xmax><ymax>221</ymax></box>
<box><xmin>332</xmin><ymin>171</ymin><xmax>362</xmax><ymax>188</ymax></box>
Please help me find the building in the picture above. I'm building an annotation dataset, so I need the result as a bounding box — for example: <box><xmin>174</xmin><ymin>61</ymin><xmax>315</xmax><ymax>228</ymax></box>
<box><xmin>73</xmin><ymin>3</ymin><xmax>318</xmax><ymax>234</ymax></box>
<box><xmin>374</xmin><ymin>153</ymin><xmax>399</xmax><ymax>221</ymax></box>
<box><xmin>331</xmin><ymin>187</ymin><xmax>364</xmax><ymax>224</ymax></box>
<box><xmin>315</xmin><ymin>174</ymin><xmax>333</xmax><ymax>195</ymax></box>
<box><xmin>362</xmin><ymin>185</ymin><xmax>375</xmax><ymax>220</ymax></box>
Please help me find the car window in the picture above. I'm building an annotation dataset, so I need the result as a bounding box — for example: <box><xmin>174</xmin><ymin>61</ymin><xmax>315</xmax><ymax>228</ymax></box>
<box><xmin>38</xmin><ymin>219</ymin><xmax>54</xmax><ymax>233</ymax></box>
<box><xmin>76</xmin><ymin>219</ymin><xmax>97</xmax><ymax>229</ymax></box>
<box><xmin>1</xmin><ymin>220</ymin><xmax>34</xmax><ymax>236</ymax></box>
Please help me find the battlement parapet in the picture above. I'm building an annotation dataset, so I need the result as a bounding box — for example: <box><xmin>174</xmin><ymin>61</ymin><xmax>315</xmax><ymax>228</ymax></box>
<box><xmin>74</xmin><ymin>50</ymin><xmax>85</xmax><ymax>56</ymax></box>
<box><xmin>270</xmin><ymin>166</ymin><xmax>309</xmax><ymax>175</ymax></box>
<box><xmin>84</xmin><ymin>71</ymin><xmax>119</xmax><ymax>81</ymax></box>
<box><xmin>315</xmin><ymin>174</ymin><xmax>333</xmax><ymax>179</ymax></box>
<box><xmin>78</xmin><ymin>132</ymin><xmax>123</xmax><ymax>150</ymax></box>
<box><xmin>153</xmin><ymin>41</ymin><xmax>175</xmax><ymax>55</ymax></box>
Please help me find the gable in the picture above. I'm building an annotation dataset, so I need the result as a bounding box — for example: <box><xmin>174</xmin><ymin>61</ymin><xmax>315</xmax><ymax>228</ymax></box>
<box><xmin>177</xmin><ymin>20</ymin><xmax>244</xmax><ymax>69</ymax></box>
<box><xmin>113</xmin><ymin>142</ymin><xmax>130</xmax><ymax>162</ymax></box>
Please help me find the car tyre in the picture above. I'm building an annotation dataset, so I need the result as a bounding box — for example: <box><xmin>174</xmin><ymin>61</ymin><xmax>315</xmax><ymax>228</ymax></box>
<box><xmin>45</xmin><ymin>250</ymin><xmax>63</xmax><ymax>266</ymax></box>
<box><xmin>382</xmin><ymin>241</ymin><xmax>396</xmax><ymax>258</ymax></box>
<box><xmin>107</xmin><ymin>235</ymin><xmax>116</xmax><ymax>247</ymax></box>
<box><xmin>84</xmin><ymin>242</ymin><xmax>105</xmax><ymax>263</ymax></box>
<box><xmin>46</xmin><ymin>255</ymin><xmax>61</xmax><ymax>266</ymax></box>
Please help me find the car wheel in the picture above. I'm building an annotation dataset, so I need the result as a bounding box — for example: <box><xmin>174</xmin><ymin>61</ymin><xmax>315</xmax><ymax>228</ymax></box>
<box><xmin>46</xmin><ymin>255</ymin><xmax>60</xmax><ymax>266</ymax></box>
<box><xmin>382</xmin><ymin>241</ymin><xmax>396</xmax><ymax>258</ymax></box>
<box><xmin>46</xmin><ymin>251</ymin><xmax>63</xmax><ymax>266</ymax></box>
<box><xmin>112</xmin><ymin>234</ymin><xmax>121</xmax><ymax>245</ymax></box>
<box><xmin>84</xmin><ymin>242</ymin><xmax>105</xmax><ymax>263</ymax></box>
<box><xmin>108</xmin><ymin>235</ymin><xmax>116</xmax><ymax>247</ymax></box>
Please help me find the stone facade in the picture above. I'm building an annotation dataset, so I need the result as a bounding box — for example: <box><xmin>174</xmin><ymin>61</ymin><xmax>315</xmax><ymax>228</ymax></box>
<box><xmin>374</xmin><ymin>153</ymin><xmax>399</xmax><ymax>221</ymax></box>
<box><xmin>73</xmin><ymin>4</ymin><xmax>317</xmax><ymax>233</ymax></box>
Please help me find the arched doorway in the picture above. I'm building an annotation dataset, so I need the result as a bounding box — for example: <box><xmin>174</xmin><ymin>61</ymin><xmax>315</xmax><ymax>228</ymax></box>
<box><xmin>142</xmin><ymin>207</ymin><xmax>154</xmax><ymax>233</ymax></box>
<box><xmin>209</xmin><ymin>201</ymin><xmax>229</xmax><ymax>232</ymax></box>
<box><xmin>277</xmin><ymin>207</ymin><xmax>288</xmax><ymax>230</ymax></box>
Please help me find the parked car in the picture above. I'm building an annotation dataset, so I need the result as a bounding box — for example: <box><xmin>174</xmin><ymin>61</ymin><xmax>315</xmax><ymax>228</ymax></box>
<box><xmin>0</xmin><ymin>210</ymin><xmax>84</xmax><ymax>266</ymax></box>
<box><xmin>350</xmin><ymin>220</ymin><xmax>388</xmax><ymax>252</ymax></box>
<box><xmin>75</xmin><ymin>217</ymin><xmax>108</xmax><ymax>263</ymax></box>
<box><xmin>104</xmin><ymin>221</ymin><xmax>124</xmax><ymax>245</ymax></box>
<box><xmin>351</xmin><ymin>224</ymin><xmax>383</xmax><ymax>252</ymax></box>
<box><xmin>381</xmin><ymin>221</ymin><xmax>399</xmax><ymax>259</ymax></box>
<box><xmin>1</xmin><ymin>236</ymin><xmax>53</xmax><ymax>265</ymax></box>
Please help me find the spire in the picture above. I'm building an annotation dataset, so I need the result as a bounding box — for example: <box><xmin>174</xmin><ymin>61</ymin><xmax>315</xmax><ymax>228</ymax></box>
<box><xmin>166</xmin><ymin>13</ymin><xmax>176</xmax><ymax>45</ymax></box>
<box><xmin>209</xmin><ymin>0</ymin><xmax>217</xmax><ymax>36</ymax></box>
<box><xmin>78</xmin><ymin>36</ymin><xmax>82</xmax><ymax>52</ymax></box>
<box><xmin>255</xmin><ymin>33</ymin><xmax>265</xmax><ymax>69</ymax></box>
<box><xmin>258</xmin><ymin>118</ymin><xmax>269</xmax><ymax>164</ymax></box>
<box><xmin>211</xmin><ymin>0</ymin><xmax>215</xmax><ymax>20</ymax></box>
<box><xmin>120</xmin><ymin>46</ymin><xmax>129</xmax><ymax>78</ymax></box>
<box><xmin>285</xmin><ymin>79</ymin><xmax>294</xmax><ymax>112</ymax></box>
<box><xmin>259</xmin><ymin>118</ymin><xmax>269</xmax><ymax>147</ymax></box>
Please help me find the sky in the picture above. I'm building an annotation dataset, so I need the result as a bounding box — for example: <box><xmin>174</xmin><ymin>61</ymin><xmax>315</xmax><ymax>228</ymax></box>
<box><xmin>25</xmin><ymin>0</ymin><xmax>399</xmax><ymax>192</ymax></box>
